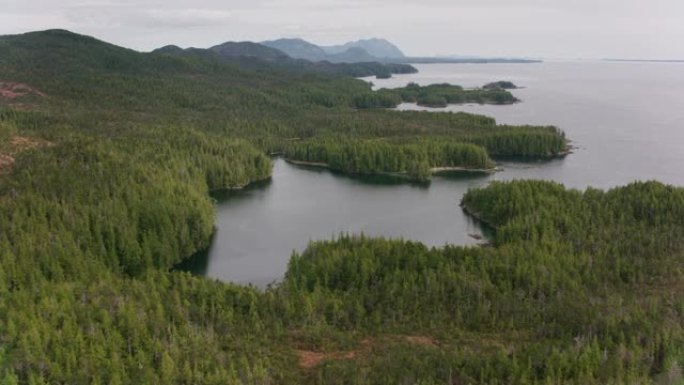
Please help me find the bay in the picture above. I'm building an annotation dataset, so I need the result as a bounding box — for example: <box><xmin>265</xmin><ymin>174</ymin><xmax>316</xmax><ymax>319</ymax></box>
<box><xmin>181</xmin><ymin>61</ymin><xmax>684</xmax><ymax>286</ymax></box>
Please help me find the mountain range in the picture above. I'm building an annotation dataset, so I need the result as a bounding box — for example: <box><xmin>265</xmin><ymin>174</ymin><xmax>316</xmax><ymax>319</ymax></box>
<box><xmin>260</xmin><ymin>38</ymin><xmax>405</xmax><ymax>63</ymax></box>
<box><xmin>152</xmin><ymin>36</ymin><xmax>540</xmax><ymax>68</ymax></box>
<box><xmin>151</xmin><ymin>39</ymin><xmax>417</xmax><ymax>79</ymax></box>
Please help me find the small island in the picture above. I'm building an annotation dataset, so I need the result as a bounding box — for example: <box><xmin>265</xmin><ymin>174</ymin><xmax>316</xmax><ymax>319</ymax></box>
<box><xmin>354</xmin><ymin>82</ymin><xmax>519</xmax><ymax>109</ymax></box>
<box><xmin>482</xmin><ymin>80</ymin><xmax>518</xmax><ymax>90</ymax></box>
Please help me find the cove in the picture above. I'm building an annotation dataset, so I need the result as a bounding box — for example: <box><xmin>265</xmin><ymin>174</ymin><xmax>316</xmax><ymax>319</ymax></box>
<box><xmin>177</xmin><ymin>158</ymin><xmax>493</xmax><ymax>287</ymax></box>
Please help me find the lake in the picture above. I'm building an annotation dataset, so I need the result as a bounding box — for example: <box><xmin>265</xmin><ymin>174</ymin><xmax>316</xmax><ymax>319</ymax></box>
<box><xmin>180</xmin><ymin>61</ymin><xmax>684</xmax><ymax>286</ymax></box>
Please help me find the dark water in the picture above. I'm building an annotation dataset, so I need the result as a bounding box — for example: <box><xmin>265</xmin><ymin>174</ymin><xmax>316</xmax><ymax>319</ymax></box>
<box><xmin>182</xmin><ymin>61</ymin><xmax>684</xmax><ymax>286</ymax></box>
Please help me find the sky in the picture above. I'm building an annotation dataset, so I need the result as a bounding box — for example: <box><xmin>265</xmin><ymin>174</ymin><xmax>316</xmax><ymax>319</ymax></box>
<box><xmin>1</xmin><ymin>0</ymin><xmax>683</xmax><ymax>59</ymax></box>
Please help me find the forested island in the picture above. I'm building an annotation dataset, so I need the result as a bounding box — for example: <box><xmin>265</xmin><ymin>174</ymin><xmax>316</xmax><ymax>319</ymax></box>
<box><xmin>355</xmin><ymin>82</ymin><xmax>519</xmax><ymax>109</ymax></box>
<box><xmin>0</xmin><ymin>29</ymin><xmax>682</xmax><ymax>385</ymax></box>
<box><xmin>483</xmin><ymin>80</ymin><xmax>518</xmax><ymax>90</ymax></box>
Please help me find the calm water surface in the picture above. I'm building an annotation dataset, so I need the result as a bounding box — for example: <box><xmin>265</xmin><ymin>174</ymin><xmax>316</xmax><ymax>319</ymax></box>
<box><xmin>181</xmin><ymin>61</ymin><xmax>684</xmax><ymax>286</ymax></box>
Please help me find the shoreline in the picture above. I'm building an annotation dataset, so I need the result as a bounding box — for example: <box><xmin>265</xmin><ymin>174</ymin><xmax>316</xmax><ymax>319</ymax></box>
<box><xmin>395</xmin><ymin>100</ymin><xmax>519</xmax><ymax>110</ymax></box>
<box><xmin>285</xmin><ymin>158</ymin><xmax>498</xmax><ymax>176</ymax></box>
<box><xmin>460</xmin><ymin>203</ymin><xmax>498</xmax><ymax>230</ymax></box>
<box><xmin>211</xmin><ymin>174</ymin><xmax>273</xmax><ymax>192</ymax></box>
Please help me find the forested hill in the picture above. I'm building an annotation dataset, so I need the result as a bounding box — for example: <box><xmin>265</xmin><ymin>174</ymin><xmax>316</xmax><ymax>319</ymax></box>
<box><xmin>208</xmin><ymin>41</ymin><xmax>290</xmax><ymax>61</ymax></box>
<box><xmin>150</xmin><ymin>36</ymin><xmax>417</xmax><ymax>78</ymax></box>
<box><xmin>0</xmin><ymin>29</ymin><xmax>565</xmax><ymax>164</ymax></box>
<box><xmin>322</xmin><ymin>38</ymin><xmax>406</xmax><ymax>59</ymax></box>
<box><xmin>5</xmin><ymin>29</ymin><xmax>679</xmax><ymax>385</ymax></box>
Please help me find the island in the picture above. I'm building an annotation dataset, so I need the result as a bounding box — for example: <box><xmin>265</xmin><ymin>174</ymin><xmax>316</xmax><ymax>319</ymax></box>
<box><xmin>482</xmin><ymin>80</ymin><xmax>518</xmax><ymax>90</ymax></box>
<box><xmin>355</xmin><ymin>82</ymin><xmax>520</xmax><ymax>109</ymax></box>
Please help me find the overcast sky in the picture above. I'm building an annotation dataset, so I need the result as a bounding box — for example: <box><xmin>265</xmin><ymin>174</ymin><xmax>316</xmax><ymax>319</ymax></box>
<box><xmin>2</xmin><ymin>0</ymin><xmax>683</xmax><ymax>59</ymax></box>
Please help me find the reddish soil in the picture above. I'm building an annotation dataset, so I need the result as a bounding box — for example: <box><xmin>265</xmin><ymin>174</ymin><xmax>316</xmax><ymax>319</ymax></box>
<box><xmin>295</xmin><ymin>335</ymin><xmax>439</xmax><ymax>369</ymax></box>
<box><xmin>0</xmin><ymin>154</ymin><xmax>14</xmax><ymax>173</ymax></box>
<box><xmin>0</xmin><ymin>136</ymin><xmax>55</xmax><ymax>173</ymax></box>
<box><xmin>296</xmin><ymin>350</ymin><xmax>326</xmax><ymax>369</ymax></box>
<box><xmin>296</xmin><ymin>349</ymin><xmax>361</xmax><ymax>369</ymax></box>
<box><xmin>0</xmin><ymin>82</ymin><xmax>46</xmax><ymax>100</ymax></box>
<box><xmin>10</xmin><ymin>136</ymin><xmax>54</xmax><ymax>151</ymax></box>
<box><xmin>403</xmin><ymin>335</ymin><xmax>439</xmax><ymax>347</ymax></box>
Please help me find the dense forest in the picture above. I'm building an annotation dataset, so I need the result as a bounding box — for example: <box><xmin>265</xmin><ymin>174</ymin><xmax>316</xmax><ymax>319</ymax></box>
<box><xmin>1</xmin><ymin>29</ymin><xmax>681</xmax><ymax>384</ymax></box>
<box><xmin>284</xmin><ymin>138</ymin><xmax>494</xmax><ymax>181</ymax></box>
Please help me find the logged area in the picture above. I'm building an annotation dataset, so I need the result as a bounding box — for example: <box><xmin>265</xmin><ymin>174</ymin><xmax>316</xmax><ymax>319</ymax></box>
<box><xmin>0</xmin><ymin>29</ymin><xmax>681</xmax><ymax>385</ymax></box>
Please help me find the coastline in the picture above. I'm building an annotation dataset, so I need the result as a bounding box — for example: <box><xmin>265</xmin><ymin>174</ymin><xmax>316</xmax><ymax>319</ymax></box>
<box><xmin>213</xmin><ymin>173</ymin><xmax>273</xmax><ymax>191</ymax></box>
<box><xmin>431</xmin><ymin>165</ymin><xmax>498</xmax><ymax>174</ymax></box>
<box><xmin>285</xmin><ymin>158</ymin><xmax>498</xmax><ymax>176</ymax></box>
<box><xmin>460</xmin><ymin>202</ymin><xmax>498</xmax><ymax>230</ymax></box>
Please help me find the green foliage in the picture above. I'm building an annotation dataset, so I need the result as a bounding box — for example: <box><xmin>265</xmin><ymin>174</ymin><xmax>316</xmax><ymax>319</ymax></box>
<box><xmin>279</xmin><ymin>181</ymin><xmax>684</xmax><ymax>383</ymax></box>
<box><xmin>396</xmin><ymin>82</ymin><xmax>518</xmax><ymax>106</ymax></box>
<box><xmin>483</xmin><ymin>81</ymin><xmax>518</xmax><ymax>90</ymax></box>
<box><xmin>284</xmin><ymin>138</ymin><xmax>493</xmax><ymax>181</ymax></box>
<box><xmin>352</xmin><ymin>90</ymin><xmax>402</xmax><ymax>109</ymax></box>
<box><xmin>0</xmin><ymin>116</ymin><xmax>271</xmax><ymax>282</ymax></box>
<box><xmin>351</xmin><ymin>83</ymin><xmax>519</xmax><ymax>109</ymax></box>
<box><xmin>0</xmin><ymin>30</ymin><xmax>636</xmax><ymax>385</ymax></box>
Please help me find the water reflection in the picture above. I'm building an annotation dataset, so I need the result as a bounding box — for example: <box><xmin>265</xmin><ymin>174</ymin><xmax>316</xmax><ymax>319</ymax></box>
<box><xmin>178</xmin><ymin>158</ymin><xmax>492</xmax><ymax>286</ymax></box>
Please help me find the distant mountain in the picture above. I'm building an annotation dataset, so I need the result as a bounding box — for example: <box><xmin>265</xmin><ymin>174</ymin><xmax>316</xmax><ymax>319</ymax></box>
<box><xmin>322</xmin><ymin>38</ymin><xmax>405</xmax><ymax>59</ymax></box>
<box><xmin>327</xmin><ymin>46</ymin><xmax>377</xmax><ymax>63</ymax></box>
<box><xmin>209</xmin><ymin>41</ymin><xmax>288</xmax><ymax>61</ymax></box>
<box><xmin>154</xmin><ymin>45</ymin><xmax>184</xmax><ymax>55</ymax></box>
<box><xmin>260</xmin><ymin>38</ymin><xmax>328</xmax><ymax>61</ymax></box>
<box><xmin>261</xmin><ymin>37</ymin><xmax>406</xmax><ymax>63</ymax></box>
<box><xmin>153</xmin><ymin>41</ymin><xmax>289</xmax><ymax>62</ymax></box>
<box><xmin>152</xmin><ymin>39</ymin><xmax>417</xmax><ymax>79</ymax></box>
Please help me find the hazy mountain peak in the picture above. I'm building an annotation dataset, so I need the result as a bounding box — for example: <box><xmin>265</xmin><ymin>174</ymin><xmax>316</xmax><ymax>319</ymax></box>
<box><xmin>260</xmin><ymin>37</ymin><xmax>406</xmax><ymax>63</ymax></box>
<box><xmin>153</xmin><ymin>45</ymin><xmax>184</xmax><ymax>54</ymax></box>
<box><xmin>209</xmin><ymin>41</ymin><xmax>289</xmax><ymax>61</ymax></box>
<box><xmin>322</xmin><ymin>38</ymin><xmax>405</xmax><ymax>59</ymax></box>
<box><xmin>260</xmin><ymin>38</ymin><xmax>328</xmax><ymax>61</ymax></box>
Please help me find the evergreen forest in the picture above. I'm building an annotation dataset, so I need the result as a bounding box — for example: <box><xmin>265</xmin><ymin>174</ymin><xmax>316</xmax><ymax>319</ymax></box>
<box><xmin>0</xmin><ymin>29</ymin><xmax>681</xmax><ymax>384</ymax></box>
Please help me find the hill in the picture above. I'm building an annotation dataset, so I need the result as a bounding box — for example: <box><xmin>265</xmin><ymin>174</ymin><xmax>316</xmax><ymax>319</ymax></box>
<box><xmin>262</xmin><ymin>37</ymin><xmax>406</xmax><ymax>63</ymax></box>
<box><xmin>322</xmin><ymin>37</ymin><xmax>406</xmax><ymax>58</ymax></box>
<box><xmin>210</xmin><ymin>41</ymin><xmax>290</xmax><ymax>61</ymax></box>
<box><xmin>327</xmin><ymin>46</ymin><xmax>378</xmax><ymax>63</ymax></box>
<box><xmin>260</xmin><ymin>37</ymin><xmax>329</xmax><ymax>61</ymax></box>
<box><xmin>152</xmin><ymin>39</ymin><xmax>417</xmax><ymax>78</ymax></box>
<box><xmin>153</xmin><ymin>41</ymin><xmax>290</xmax><ymax>62</ymax></box>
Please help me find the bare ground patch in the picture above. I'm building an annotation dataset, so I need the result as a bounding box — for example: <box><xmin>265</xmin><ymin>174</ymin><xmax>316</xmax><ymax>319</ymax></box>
<box><xmin>0</xmin><ymin>135</ymin><xmax>55</xmax><ymax>173</ymax></box>
<box><xmin>0</xmin><ymin>82</ymin><xmax>47</xmax><ymax>100</ymax></box>
<box><xmin>295</xmin><ymin>335</ymin><xmax>439</xmax><ymax>369</ymax></box>
<box><xmin>296</xmin><ymin>349</ymin><xmax>360</xmax><ymax>369</ymax></box>
<box><xmin>403</xmin><ymin>335</ymin><xmax>440</xmax><ymax>347</ymax></box>
<box><xmin>0</xmin><ymin>154</ymin><xmax>14</xmax><ymax>173</ymax></box>
<box><xmin>10</xmin><ymin>136</ymin><xmax>54</xmax><ymax>151</ymax></box>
